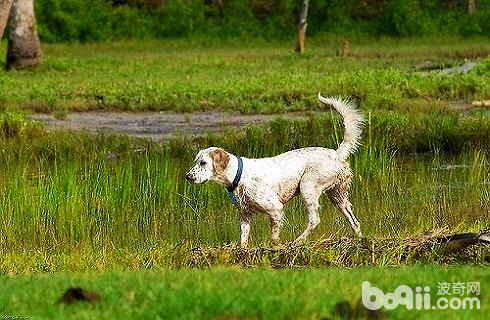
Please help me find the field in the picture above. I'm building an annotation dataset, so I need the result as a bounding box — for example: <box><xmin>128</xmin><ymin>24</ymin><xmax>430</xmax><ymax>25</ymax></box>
<box><xmin>0</xmin><ymin>36</ymin><xmax>489</xmax><ymax>318</ymax></box>
<box><xmin>1</xmin><ymin>267</ymin><xmax>489</xmax><ymax>319</ymax></box>
<box><xmin>1</xmin><ymin>36</ymin><xmax>489</xmax><ymax>114</ymax></box>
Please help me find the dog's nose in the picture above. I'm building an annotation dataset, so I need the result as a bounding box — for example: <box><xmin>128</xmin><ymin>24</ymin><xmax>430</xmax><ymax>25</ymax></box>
<box><xmin>185</xmin><ymin>173</ymin><xmax>193</xmax><ymax>182</ymax></box>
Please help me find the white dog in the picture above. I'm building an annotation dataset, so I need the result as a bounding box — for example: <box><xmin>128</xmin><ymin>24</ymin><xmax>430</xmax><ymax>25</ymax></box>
<box><xmin>185</xmin><ymin>94</ymin><xmax>365</xmax><ymax>246</ymax></box>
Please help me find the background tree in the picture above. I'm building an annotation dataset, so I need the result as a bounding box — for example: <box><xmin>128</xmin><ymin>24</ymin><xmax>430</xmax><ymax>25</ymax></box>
<box><xmin>295</xmin><ymin>0</ymin><xmax>309</xmax><ymax>53</ymax></box>
<box><xmin>468</xmin><ymin>0</ymin><xmax>476</xmax><ymax>14</ymax></box>
<box><xmin>5</xmin><ymin>0</ymin><xmax>42</xmax><ymax>70</ymax></box>
<box><xmin>0</xmin><ymin>0</ymin><xmax>13</xmax><ymax>38</ymax></box>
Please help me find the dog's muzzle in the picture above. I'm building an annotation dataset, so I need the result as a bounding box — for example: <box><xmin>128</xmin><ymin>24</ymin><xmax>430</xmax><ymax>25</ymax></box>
<box><xmin>185</xmin><ymin>173</ymin><xmax>194</xmax><ymax>183</ymax></box>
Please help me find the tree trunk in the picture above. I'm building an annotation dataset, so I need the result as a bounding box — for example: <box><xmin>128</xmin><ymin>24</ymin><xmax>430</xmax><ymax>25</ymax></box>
<box><xmin>340</xmin><ymin>38</ymin><xmax>351</xmax><ymax>57</ymax></box>
<box><xmin>6</xmin><ymin>0</ymin><xmax>41</xmax><ymax>70</ymax></box>
<box><xmin>0</xmin><ymin>0</ymin><xmax>13</xmax><ymax>39</ymax></box>
<box><xmin>295</xmin><ymin>0</ymin><xmax>309</xmax><ymax>54</ymax></box>
<box><xmin>468</xmin><ymin>0</ymin><xmax>476</xmax><ymax>15</ymax></box>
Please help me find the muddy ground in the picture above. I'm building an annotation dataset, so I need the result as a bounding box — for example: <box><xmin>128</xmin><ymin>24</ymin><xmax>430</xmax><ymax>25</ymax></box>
<box><xmin>29</xmin><ymin>99</ymin><xmax>488</xmax><ymax>141</ymax></box>
<box><xmin>31</xmin><ymin>111</ymin><xmax>308</xmax><ymax>141</ymax></box>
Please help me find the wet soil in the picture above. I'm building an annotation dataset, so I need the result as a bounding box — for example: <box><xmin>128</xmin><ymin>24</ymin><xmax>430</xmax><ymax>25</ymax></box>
<box><xmin>30</xmin><ymin>111</ymin><xmax>308</xmax><ymax>141</ymax></box>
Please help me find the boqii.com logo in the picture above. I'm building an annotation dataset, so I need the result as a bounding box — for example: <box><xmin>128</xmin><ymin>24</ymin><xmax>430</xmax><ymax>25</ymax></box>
<box><xmin>362</xmin><ymin>281</ymin><xmax>480</xmax><ymax>310</ymax></box>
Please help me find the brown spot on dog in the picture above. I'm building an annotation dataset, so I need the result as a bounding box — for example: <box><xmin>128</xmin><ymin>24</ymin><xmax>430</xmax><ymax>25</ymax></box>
<box><xmin>59</xmin><ymin>287</ymin><xmax>100</xmax><ymax>305</ymax></box>
<box><xmin>210</xmin><ymin>148</ymin><xmax>230</xmax><ymax>175</ymax></box>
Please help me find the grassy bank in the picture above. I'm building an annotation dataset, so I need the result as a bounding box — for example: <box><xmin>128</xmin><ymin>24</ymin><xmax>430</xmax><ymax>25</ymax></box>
<box><xmin>1</xmin><ymin>266</ymin><xmax>488</xmax><ymax>319</ymax></box>
<box><xmin>0</xmin><ymin>37</ymin><xmax>489</xmax><ymax>114</ymax></box>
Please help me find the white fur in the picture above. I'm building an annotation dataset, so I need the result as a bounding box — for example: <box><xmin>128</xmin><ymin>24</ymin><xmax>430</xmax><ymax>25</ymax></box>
<box><xmin>186</xmin><ymin>94</ymin><xmax>365</xmax><ymax>246</ymax></box>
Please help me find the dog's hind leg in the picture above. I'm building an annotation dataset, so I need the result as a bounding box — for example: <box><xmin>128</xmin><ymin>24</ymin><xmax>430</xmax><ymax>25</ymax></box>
<box><xmin>327</xmin><ymin>183</ymin><xmax>362</xmax><ymax>237</ymax></box>
<box><xmin>340</xmin><ymin>200</ymin><xmax>362</xmax><ymax>237</ymax></box>
<box><xmin>294</xmin><ymin>182</ymin><xmax>322</xmax><ymax>244</ymax></box>
<box><xmin>269</xmin><ymin>209</ymin><xmax>283</xmax><ymax>244</ymax></box>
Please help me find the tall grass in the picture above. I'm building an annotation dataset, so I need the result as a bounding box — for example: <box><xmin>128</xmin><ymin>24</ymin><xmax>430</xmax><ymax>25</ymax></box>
<box><xmin>0</xmin><ymin>112</ymin><xmax>488</xmax><ymax>273</ymax></box>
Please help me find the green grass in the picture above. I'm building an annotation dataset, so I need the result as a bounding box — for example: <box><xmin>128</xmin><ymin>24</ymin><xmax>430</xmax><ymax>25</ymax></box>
<box><xmin>0</xmin><ymin>36</ymin><xmax>489</xmax><ymax>114</ymax></box>
<box><xmin>1</xmin><ymin>266</ymin><xmax>488</xmax><ymax>319</ymax></box>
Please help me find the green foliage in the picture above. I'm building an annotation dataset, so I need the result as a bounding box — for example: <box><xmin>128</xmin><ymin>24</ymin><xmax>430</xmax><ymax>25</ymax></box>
<box><xmin>35</xmin><ymin>0</ymin><xmax>156</xmax><ymax>42</ymax></box>
<box><xmin>0</xmin><ymin>112</ymin><xmax>43</xmax><ymax>137</ymax></box>
<box><xmin>33</xmin><ymin>0</ymin><xmax>490</xmax><ymax>42</ymax></box>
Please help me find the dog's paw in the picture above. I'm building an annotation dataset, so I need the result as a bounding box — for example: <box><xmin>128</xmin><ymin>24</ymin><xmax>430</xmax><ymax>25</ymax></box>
<box><xmin>270</xmin><ymin>240</ymin><xmax>285</xmax><ymax>249</ymax></box>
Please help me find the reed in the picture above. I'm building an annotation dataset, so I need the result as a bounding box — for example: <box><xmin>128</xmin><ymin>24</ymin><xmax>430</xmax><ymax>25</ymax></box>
<box><xmin>0</xmin><ymin>112</ymin><xmax>487</xmax><ymax>273</ymax></box>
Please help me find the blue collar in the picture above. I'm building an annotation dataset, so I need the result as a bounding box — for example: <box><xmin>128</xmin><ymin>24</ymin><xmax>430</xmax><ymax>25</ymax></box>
<box><xmin>226</xmin><ymin>156</ymin><xmax>243</xmax><ymax>205</ymax></box>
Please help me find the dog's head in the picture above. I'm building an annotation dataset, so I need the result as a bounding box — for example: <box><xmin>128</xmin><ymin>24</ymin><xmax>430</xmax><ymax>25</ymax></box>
<box><xmin>185</xmin><ymin>147</ymin><xmax>230</xmax><ymax>184</ymax></box>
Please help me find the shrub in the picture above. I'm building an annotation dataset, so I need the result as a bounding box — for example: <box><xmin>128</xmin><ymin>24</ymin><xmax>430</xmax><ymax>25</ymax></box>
<box><xmin>33</xmin><ymin>0</ymin><xmax>490</xmax><ymax>42</ymax></box>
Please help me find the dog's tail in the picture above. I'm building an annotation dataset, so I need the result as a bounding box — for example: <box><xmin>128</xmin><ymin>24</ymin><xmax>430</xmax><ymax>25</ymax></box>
<box><xmin>318</xmin><ymin>93</ymin><xmax>365</xmax><ymax>159</ymax></box>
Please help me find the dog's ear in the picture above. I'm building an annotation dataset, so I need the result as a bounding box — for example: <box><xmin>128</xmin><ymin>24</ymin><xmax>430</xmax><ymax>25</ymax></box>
<box><xmin>210</xmin><ymin>148</ymin><xmax>230</xmax><ymax>174</ymax></box>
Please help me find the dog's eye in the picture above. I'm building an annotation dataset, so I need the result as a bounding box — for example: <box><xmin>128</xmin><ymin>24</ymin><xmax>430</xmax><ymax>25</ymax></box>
<box><xmin>199</xmin><ymin>161</ymin><xmax>207</xmax><ymax>166</ymax></box>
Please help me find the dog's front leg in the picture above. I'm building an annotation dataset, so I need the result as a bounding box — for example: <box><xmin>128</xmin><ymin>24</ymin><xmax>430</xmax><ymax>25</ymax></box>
<box><xmin>239</xmin><ymin>211</ymin><xmax>252</xmax><ymax>247</ymax></box>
